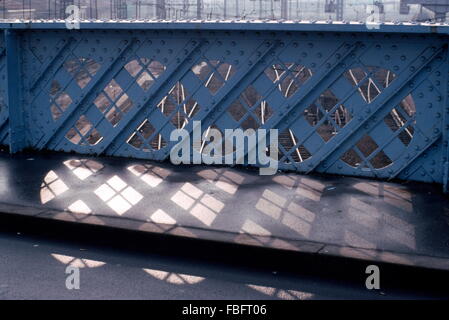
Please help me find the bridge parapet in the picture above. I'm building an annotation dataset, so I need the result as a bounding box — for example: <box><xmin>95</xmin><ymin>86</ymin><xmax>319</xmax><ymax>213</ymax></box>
<box><xmin>1</xmin><ymin>22</ymin><xmax>449</xmax><ymax>190</ymax></box>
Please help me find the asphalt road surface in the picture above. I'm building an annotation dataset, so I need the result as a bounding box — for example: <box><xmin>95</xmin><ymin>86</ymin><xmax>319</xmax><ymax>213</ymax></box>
<box><xmin>0</xmin><ymin>219</ymin><xmax>448</xmax><ymax>301</ymax></box>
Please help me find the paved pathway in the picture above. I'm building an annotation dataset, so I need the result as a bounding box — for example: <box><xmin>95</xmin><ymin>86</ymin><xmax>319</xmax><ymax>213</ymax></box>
<box><xmin>0</xmin><ymin>152</ymin><xmax>448</xmax><ymax>270</ymax></box>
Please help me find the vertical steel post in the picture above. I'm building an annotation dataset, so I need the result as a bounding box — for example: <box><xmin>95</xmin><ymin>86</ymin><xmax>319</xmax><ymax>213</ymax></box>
<box><xmin>197</xmin><ymin>0</ymin><xmax>202</xmax><ymax>19</ymax></box>
<box><xmin>336</xmin><ymin>0</ymin><xmax>344</xmax><ymax>21</ymax></box>
<box><xmin>156</xmin><ymin>0</ymin><xmax>166</xmax><ymax>19</ymax></box>
<box><xmin>281</xmin><ymin>0</ymin><xmax>288</xmax><ymax>19</ymax></box>
<box><xmin>235</xmin><ymin>0</ymin><xmax>238</xmax><ymax>18</ymax></box>
<box><xmin>443</xmin><ymin>44</ymin><xmax>449</xmax><ymax>192</ymax></box>
<box><xmin>5</xmin><ymin>30</ymin><xmax>27</xmax><ymax>153</ymax></box>
<box><xmin>224</xmin><ymin>0</ymin><xmax>227</xmax><ymax>19</ymax></box>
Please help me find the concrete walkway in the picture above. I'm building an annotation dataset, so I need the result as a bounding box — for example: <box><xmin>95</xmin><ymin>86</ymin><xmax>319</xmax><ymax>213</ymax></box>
<box><xmin>0</xmin><ymin>152</ymin><xmax>448</xmax><ymax>271</ymax></box>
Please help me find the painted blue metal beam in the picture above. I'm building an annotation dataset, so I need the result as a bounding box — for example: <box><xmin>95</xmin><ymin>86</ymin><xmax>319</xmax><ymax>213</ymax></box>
<box><xmin>4</xmin><ymin>29</ymin><xmax>27</xmax><ymax>152</ymax></box>
<box><xmin>0</xmin><ymin>23</ymin><xmax>447</xmax><ymax>191</ymax></box>
<box><xmin>0</xmin><ymin>21</ymin><xmax>449</xmax><ymax>35</ymax></box>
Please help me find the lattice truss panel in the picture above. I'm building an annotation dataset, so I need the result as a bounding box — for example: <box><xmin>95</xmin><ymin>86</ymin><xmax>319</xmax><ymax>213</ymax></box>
<box><xmin>19</xmin><ymin>29</ymin><xmax>448</xmax><ymax>184</ymax></box>
<box><xmin>0</xmin><ymin>33</ymin><xmax>8</xmax><ymax>146</ymax></box>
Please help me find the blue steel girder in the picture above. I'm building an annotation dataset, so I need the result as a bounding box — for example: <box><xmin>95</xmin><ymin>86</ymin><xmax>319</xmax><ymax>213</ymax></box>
<box><xmin>103</xmin><ymin>37</ymin><xmax>210</xmax><ymax>158</ymax></box>
<box><xmin>0</xmin><ymin>33</ymin><xmax>8</xmax><ymax>146</ymax></box>
<box><xmin>313</xmin><ymin>45</ymin><xmax>445</xmax><ymax>177</ymax></box>
<box><xmin>194</xmin><ymin>39</ymin><xmax>361</xmax><ymax>171</ymax></box>
<box><xmin>5</xmin><ymin>30</ymin><xmax>27</xmax><ymax>152</ymax></box>
<box><xmin>0</xmin><ymin>23</ymin><xmax>449</xmax><ymax>191</ymax></box>
<box><xmin>132</xmin><ymin>37</ymin><xmax>282</xmax><ymax>162</ymax></box>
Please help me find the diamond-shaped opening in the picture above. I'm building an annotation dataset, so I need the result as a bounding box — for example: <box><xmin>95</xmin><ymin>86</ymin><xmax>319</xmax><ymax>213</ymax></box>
<box><xmin>303</xmin><ymin>90</ymin><xmax>341</xmax><ymax>128</ymax></box>
<box><xmin>63</xmin><ymin>59</ymin><xmax>80</xmax><ymax>75</ymax></box>
<box><xmin>368</xmin><ymin>66</ymin><xmax>396</xmax><ymax>89</ymax></box>
<box><xmin>240</xmin><ymin>116</ymin><xmax>259</xmax><ymax>131</ymax></box>
<box><xmin>331</xmin><ymin>105</ymin><xmax>352</xmax><ymax>128</ymax></box>
<box><xmin>51</xmin><ymin>92</ymin><xmax>72</xmax><ymax>120</ymax></box>
<box><xmin>265</xmin><ymin>63</ymin><xmax>312</xmax><ymax>98</ymax></box>
<box><xmin>137</xmin><ymin>119</ymin><xmax>155</xmax><ymax>140</ymax></box>
<box><xmin>169</xmin><ymin>111</ymin><xmax>189</xmax><ymax>129</ymax></box>
<box><xmin>148</xmin><ymin>61</ymin><xmax>166</xmax><ymax>79</ymax></box>
<box><xmin>228</xmin><ymin>100</ymin><xmax>247</xmax><ymax>122</ymax></box>
<box><xmin>319</xmin><ymin>90</ymin><xmax>339</xmax><ymax>112</ymax></box>
<box><xmin>317</xmin><ymin>120</ymin><xmax>337</xmax><ymax>142</ymax></box>
<box><xmin>397</xmin><ymin>125</ymin><xmax>414</xmax><ymax>146</ymax></box>
<box><xmin>384</xmin><ymin>109</ymin><xmax>406</xmax><ymax>132</ymax></box>
<box><xmin>399</xmin><ymin>94</ymin><xmax>416</xmax><ymax>118</ymax></box>
<box><xmin>217</xmin><ymin>62</ymin><xmax>236</xmax><ymax>80</ymax></box>
<box><xmin>192</xmin><ymin>60</ymin><xmax>236</xmax><ymax>95</ymax></box>
<box><xmin>356</xmin><ymin>135</ymin><xmax>379</xmax><ymax>158</ymax></box>
<box><xmin>124</xmin><ymin>59</ymin><xmax>143</xmax><ymax>77</ymax></box>
<box><xmin>229</xmin><ymin>86</ymin><xmax>270</xmax><ymax>129</ymax></box>
<box><xmin>105</xmin><ymin>107</ymin><xmax>123</xmax><ymax>127</ymax></box>
<box><xmin>264</xmin><ymin>63</ymin><xmax>287</xmax><ymax>83</ymax></box>
<box><xmin>280</xmin><ymin>64</ymin><xmax>312</xmax><ymax>98</ymax></box>
<box><xmin>343</xmin><ymin>67</ymin><xmax>367</xmax><ymax>86</ymax></box>
<box><xmin>64</xmin><ymin>57</ymin><xmax>100</xmax><ymax>89</ymax></box>
<box><xmin>384</xmin><ymin>107</ymin><xmax>415</xmax><ymax>146</ymax></box>
<box><xmin>128</xmin><ymin>134</ymin><xmax>145</xmax><ymax>150</ymax></box>
<box><xmin>84</xmin><ymin>128</ymin><xmax>102</xmax><ymax>145</ymax></box>
<box><xmin>94</xmin><ymin>93</ymin><xmax>111</xmax><ymax>113</ymax></box>
<box><xmin>158</xmin><ymin>95</ymin><xmax>177</xmax><ymax>118</ymax></box>
<box><xmin>167</xmin><ymin>82</ymin><xmax>189</xmax><ymax>104</ymax></box>
<box><xmin>280</xmin><ymin>76</ymin><xmax>299</xmax><ymax>99</ymax></box>
<box><xmin>369</xmin><ymin>151</ymin><xmax>393</xmax><ymax>169</ymax></box>
<box><xmin>383</xmin><ymin>94</ymin><xmax>416</xmax><ymax>147</ymax></box>
<box><xmin>208</xmin><ymin>62</ymin><xmax>235</xmax><ymax>95</ymax></box>
<box><xmin>74</xmin><ymin>69</ymin><xmax>91</xmax><ymax>90</ymax></box>
<box><xmin>127</xmin><ymin>59</ymin><xmax>166</xmax><ymax>91</ymax></box>
<box><xmin>158</xmin><ymin>83</ymin><xmax>199</xmax><ymax>129</ymax></box>
<box><xmin>128</xmin><ymin>119</ymin><xmax>156</xmax><ymax>150</ymax></box>
<box><xmin>341</xmin><ymin>149</ymin><xmax>363</xmax><ymax>167</ymax></box>
<box><xmin>116</xmin><ymin>93</ymin><xmax>133</xmax><ymax>113</ymax></box>
<box><xmin>104</xmin><ymin>80</ymin><xmax>123</xmax><ymax>101</ymax></box>
<box><xmin>192</xmin><ymin>61</ymin><xmax>212</xmax><ymax>82</ymax></box>
<box><xmin>234</xmin><ymin>100</ymin><xmax>271</xmax><ymax>131</ymax></box>
<box><xmin>184</xmin><ymin>99</ymin><xmax>200</xmax><ymax>118</ymax></box>
<box><xmin>65</xmin><ymin>115</ymin><xmax>103</xmax><ymax>146</ymax></box>
<box><xmin>344</xmin><ymin>67</ymin><xmax>396</xmax><ymax>103</ymax></box>
<box><xmin>304</xmin><ymin>103</ymin><xmax>324</xmax><ymax>126</ymax></box>
<box><xmin>254</xmin><ymin>101</ymin><xmax>274</xmax><ymax>125</ymax></box>
<box><xmin>278</xmin><ymin>129</ymin><xmax>311</xmax><ymax>163</ymax></box>
<box><xmin>168</xmin><ymin>99</ymin><xmax>200</xmax><ymax>129</ymax></box>
<box><xmin>50</xmin><ymin>105</ymin><xmax>62</xmax><ymax>121</ymax></box>
<box><xmin>206</xmin><ymin>73</ymin><xmax>226</xmax><ymax>95</ymax></box>
<box><xmin>150</xmin><ymin>134</ymin><xmax>167</xmax><ymax>151</ymax></box>
<box><xmin>241</xmin><ymin>86</ymin><xmax>262</xmax><ymax>108</ymax></box>
<box><xmin>75</xmin><ymin>115</ymin><xmax>92</xmax><ymax>134</ymax></box>
<box><xmin>65</xmin><ymin>127</ymin><xmax>82</xmax><ymax>145</ymax></box>
<box><xmin>55</xmin><ymin>93</ymin><xmax>72</xmax><ymax>111</ymax></box>
<box><xmin>49</xmin><ymin>80</ymin><xmax>61</xmax><ymax>97</ymax></box>
<box><xmin>97</xmin><ymin>80</ymin><xmax>133</xmax><ymax>126</ymax></box>
<box><xmin>84</xmin><ymin>58</ymin><xmax>101</xmax><ymax>76</ymax></box>
<box><xmin>137</xmin><ymin>71</ymin><xmax>154</xmax><ymax>91</ymax></box>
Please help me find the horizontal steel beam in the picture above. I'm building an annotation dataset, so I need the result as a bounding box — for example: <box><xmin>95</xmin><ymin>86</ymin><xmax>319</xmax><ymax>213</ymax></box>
<box><xmin>0</xmin><ymin>20</ymin><xmax>449</xmax><ymax>35</ymax></box>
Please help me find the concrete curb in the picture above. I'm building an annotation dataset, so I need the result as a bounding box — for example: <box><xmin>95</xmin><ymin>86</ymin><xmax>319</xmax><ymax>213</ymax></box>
<box><xmin>1</xmin><ymin>201</ymin><xmax>448</xmax><ymax>273</ymax></box>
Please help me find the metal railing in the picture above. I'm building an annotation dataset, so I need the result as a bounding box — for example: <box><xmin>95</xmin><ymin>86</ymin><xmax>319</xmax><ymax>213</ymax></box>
<box><xmin>0</xmin><ymin>1</ymin><xmax>448</xmax><ymax>23</ymax></box>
